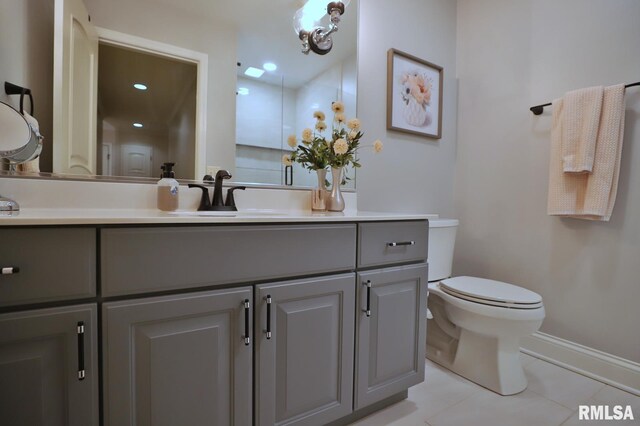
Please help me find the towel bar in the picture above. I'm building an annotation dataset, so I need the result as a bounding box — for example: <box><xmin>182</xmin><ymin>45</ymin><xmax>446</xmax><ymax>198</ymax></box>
<box><xmin>4</xmin><ymin>81</ymin><xmax>34</xmax><ymax>116</ymax></box>
<box><xmin>530</xmin><ymin>81</ymin><xmax>640</xmax><ymax>115</ymax></box>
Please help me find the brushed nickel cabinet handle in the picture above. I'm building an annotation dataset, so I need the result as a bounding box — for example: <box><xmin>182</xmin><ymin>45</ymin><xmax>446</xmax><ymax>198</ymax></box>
<box><xmin>363</xmin><ymin>280</ymin><xmax>372</xmax><ymax>317</ymax></box>
<box><xmin>77</xmin><ymin>322</ymin><xmax>85</xmax><ymax>380</ymax></box>
<box><xmin>243</xmin><ymin>299</ymin><xmax>251</xmax><ymax>346</ymax></box>
<box><xmin>1</xmin><ymin>267</ymin><xmax>20</xmax><ymax>275</ymax></box>
<box><xmin>387</xmin><ymin>241</ymin><xmax>415</xmax><ymax>247</ymax></box>
<box><xmin>265</xmin><ymin>295</ymin><xmax>272</xmax><ymax>339</ymax></box>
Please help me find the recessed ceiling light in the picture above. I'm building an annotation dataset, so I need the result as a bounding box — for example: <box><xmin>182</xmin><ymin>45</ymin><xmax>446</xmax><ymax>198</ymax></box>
<box><xmin>237</xmin><ymin>87</ymin><xmax>250</xmax><ymax>96</ymax></box>
<box><xmin>133</xmin><ymin>83</ymin><xmax>148</xmax><ymax>91</ymax></box>
<box><xmin>244</xmin><ymin>67</ymin><xmax>265</xmax><ymax>78</ymax></box>
<box><xmin>263</xmin><ymin>62</ymin><xmax>277</xmax><ymax>72</ymax></box>
<box><xmin>133</xmin><ymin>123</ymin><xmax>143</xmax><ymax>128</ymax></box>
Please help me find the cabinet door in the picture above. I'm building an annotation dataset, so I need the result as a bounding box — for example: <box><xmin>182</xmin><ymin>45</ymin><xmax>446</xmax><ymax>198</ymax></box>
<box><xmin>103</xmin><ymin>287</ymin><xmax>253</xmax><ymax>426</ymax></box>
<box><xmin>355</xmin><ymin>264</ymin><xmax>428</xmax><ymax>409</ymax></box>
<box><xmin>0</xmin><ymin>304</ymin><xmax>98</xmax><ymax>426</ymax></box>
<box><xmin>255</xmin><ymin>274</ymin><xmax>355</xmax><ymax>426</ymax></box>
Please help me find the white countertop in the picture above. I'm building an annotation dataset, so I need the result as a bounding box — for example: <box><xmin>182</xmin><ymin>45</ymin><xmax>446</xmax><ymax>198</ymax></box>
<box><xmin>0</xmin><ymin>177</ymin><xmax>437</xmax><ymax>225</ymax></box>
<box><xmin>0</xmin><ymin>208</ymin><xmax>435</xmax><ymax>226</ymax></box>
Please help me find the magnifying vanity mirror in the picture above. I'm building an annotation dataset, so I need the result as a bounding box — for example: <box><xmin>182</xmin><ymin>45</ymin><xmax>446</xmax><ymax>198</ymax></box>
<box><xmin>0</xmin><ymin>100</ymin><xmax>43</xmax><ymax>169</ymax></box>
<box><xmin>0</xmin><ymin>0</ymin><xmax>358</xmax><ymax>190</ymax></box>
<box><xmin>0</xmin><ymin>96</ymin><xmax>45</xmax><ymax>213</ymax></box>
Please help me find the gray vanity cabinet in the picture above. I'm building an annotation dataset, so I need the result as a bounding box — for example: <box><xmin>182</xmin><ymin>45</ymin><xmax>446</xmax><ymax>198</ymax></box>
<box><xmin>0</xmin><ymin>304</ymin><xmax>99</xmax><ymax>426</ymax></box>
<box><xmin>354</xmin><ymin>264</ymin><xmax>428</xmax><ymax>409</ymax></box>
<box><xmin>102</xmin><ymin>287</ymin><xmax>253</xmax><ymax>426</ymax></box>
<box><xmin>255</xmin><ymin>274</ymin><xmax>356</xmax><ymax>426</ymax></box>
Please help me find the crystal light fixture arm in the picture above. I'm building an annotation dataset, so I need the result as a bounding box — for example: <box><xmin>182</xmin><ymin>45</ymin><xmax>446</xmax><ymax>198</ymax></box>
<box><xmin>295</xmin><ymin>1</ymin><xmax>348</xmax><ymax>55</ymax></box>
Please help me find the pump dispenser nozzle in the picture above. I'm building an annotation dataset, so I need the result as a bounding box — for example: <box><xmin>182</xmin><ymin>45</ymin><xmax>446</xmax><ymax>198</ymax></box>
<box><xmin>160</xmin><ymin>162</ymin><xmax>176</xmax><ymax>179</ymax></box>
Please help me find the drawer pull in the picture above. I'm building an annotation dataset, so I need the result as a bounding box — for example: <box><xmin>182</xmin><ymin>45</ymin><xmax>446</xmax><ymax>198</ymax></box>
<box><xmin>1</xmin><ymin>267</ymin><xmax>20</xmax><ymax>275</ymax></box>
<box><xmin>243</xmin><ymin>299</ymin><xmax>251</xmax><ymax>346</ymax></box>
<box><xmin>363</xmin><ymin>280</ymin><xmax>372</xmax><ymax>317</ymax></box>
<box><xmin>387</xmin><ymin>241</ymin><xmax>415</xmax><ymax>247</ymax></box>
<box><xmin>77</xmin><ymin>321</ymin><xmax>86</xmax><ymax>381</ymax></box>
<box><xmin>265</xmin><ymin>295</ymin><xmax>272</xmax><ymax>339</ymax></box>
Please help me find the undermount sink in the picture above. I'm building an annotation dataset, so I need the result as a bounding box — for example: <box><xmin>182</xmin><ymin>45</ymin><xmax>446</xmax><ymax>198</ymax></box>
<box><xmin>167</xmin><ymin>210</ymin><xmax>284</xmax><ymax>217</ymax></box>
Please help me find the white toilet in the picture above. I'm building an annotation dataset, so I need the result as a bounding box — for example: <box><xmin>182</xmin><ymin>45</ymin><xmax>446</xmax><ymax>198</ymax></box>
<box><xmin>426</xmin><ymin>219</ymin><xmax>545</xmax><ymax>395</ymax></box>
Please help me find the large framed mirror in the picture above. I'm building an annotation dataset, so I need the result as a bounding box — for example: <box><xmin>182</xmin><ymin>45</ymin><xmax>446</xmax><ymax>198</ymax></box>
<box><xmin>0</xmin><ymin>0</ymin><xmax>358</xmax><ymax>189</ymax></box>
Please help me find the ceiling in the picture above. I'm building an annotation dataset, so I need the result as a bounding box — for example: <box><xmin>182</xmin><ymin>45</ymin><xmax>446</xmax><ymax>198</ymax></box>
<box><xmin>149</xmin><ymin>0</ymin><xmax>358</xmax><ymax>89</ymax></box>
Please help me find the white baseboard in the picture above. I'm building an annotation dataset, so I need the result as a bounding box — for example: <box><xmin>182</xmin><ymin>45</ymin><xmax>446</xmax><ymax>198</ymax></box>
<box><xmin>521</xmin><ymin>332</ymin><xmax>640</xmax><ymax>396</ymax></box>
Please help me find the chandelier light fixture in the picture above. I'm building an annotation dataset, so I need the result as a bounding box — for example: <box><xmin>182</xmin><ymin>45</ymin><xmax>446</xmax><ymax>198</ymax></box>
<box><xmin>293</xmin><ymin>0</ymin><xmax>351</xmax><ymax>55</ymax></box>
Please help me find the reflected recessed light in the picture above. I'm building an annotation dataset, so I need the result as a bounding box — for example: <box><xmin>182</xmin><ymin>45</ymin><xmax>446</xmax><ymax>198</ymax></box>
<box><xmin>237</xmin><ymin>87</ymin><xmax>250</xmax><ymax>96</ymax></box>
<box><xmin>133</xmin><ymin>83</ymin><xmax>148</xmax><ymax>91</ymax></box>
<box><xmin>133</xmin><ymin>123</ymin><xmax>143</xmax><ymax>128</ymax></box>
<box><xmin>263</xmin><ymin>62</ymin><xmax>277</xmax><ymax>72</ymax></box>
<box><xmin>244</xmin><ymin>67</ymin><xmax>265</xmax><ymax>78</ymax></box>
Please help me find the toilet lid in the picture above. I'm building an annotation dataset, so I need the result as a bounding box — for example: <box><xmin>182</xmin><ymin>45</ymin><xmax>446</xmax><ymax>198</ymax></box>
<box><xmin>440</xmin><ymin>276</ymin><xmax>543</xmax><ymax>308</ymax></box>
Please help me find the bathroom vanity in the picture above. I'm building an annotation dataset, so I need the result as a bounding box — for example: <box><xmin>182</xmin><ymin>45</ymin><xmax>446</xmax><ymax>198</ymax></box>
<box><xmin>0</xmin><ymin>214</ymin><xmax>429</xmax><ymax>426</ymax></box>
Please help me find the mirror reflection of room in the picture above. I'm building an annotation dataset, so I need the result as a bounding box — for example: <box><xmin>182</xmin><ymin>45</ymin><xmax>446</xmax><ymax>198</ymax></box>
<box><xmin>235</xmin><ymin>57</ymin><xmax>357</xmax><ymax>188</ymax></box>
<box><xmin>1</xmin><ymin>0</ymin><xmax>357</xmax><ymax>188</ymax></box>
<box><xmin>97</xmin><ymin>45</ymin><xmax>197</xmax><ymax>179</ymax></box>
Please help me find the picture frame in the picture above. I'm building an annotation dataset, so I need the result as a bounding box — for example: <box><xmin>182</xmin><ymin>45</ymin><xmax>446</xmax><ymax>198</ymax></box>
<box><xmin>387</xmin><ymin>48</ymin><xmax>443</xmax><ymax>139</ymax></box>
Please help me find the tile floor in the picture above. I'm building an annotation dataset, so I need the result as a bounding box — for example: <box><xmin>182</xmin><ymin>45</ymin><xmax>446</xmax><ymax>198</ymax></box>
<box><xmin>351</xmin><ymin>353</ymin><xmax>640</xmax><ymax>426</ymax></box>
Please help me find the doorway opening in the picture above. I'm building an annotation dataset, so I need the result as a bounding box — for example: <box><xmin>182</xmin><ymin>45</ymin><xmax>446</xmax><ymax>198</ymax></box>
<box><xmin>97</xmin><ymin>42</ymin><xmax>198</xmax><ymax>179</ymax></box>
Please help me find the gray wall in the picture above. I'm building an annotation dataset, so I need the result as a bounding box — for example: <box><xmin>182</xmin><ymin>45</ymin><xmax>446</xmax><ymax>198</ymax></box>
<box><xmin>356</xmin><ymin>0</ymin><xmax>458</xmax><ymax>215</ymax></box>
<box><xmin>0</xmin><ymin>0</ymin><xmax>54</xmax><ymax>172</ymax></box>
<box><xmin>454</xmin><ymin>0</ymin><xmax>640</xmax><ymax>363</ymax></box>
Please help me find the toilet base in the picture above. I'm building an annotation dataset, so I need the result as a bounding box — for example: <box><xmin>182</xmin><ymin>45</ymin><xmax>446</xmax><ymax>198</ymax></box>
<box><xmin>427</xmin><ymin>320</ymin><xmax>528</xmax><ymax>396</ymax></box>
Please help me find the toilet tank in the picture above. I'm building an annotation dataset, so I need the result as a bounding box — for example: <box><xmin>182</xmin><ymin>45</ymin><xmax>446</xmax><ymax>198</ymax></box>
<box><xmin>428</xmin><ymin>219</ymin><xmax>459</xmax><ymax>282</ymax></box>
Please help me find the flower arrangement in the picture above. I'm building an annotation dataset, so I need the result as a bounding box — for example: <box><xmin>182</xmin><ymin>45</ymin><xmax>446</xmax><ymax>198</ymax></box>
<box><xmin>400</xmin><ymin>71</ymin><xmax>433</xmax><ymax>109</ymax></box>
<box><xmin>284</xmin><ymin>101</ymin><xmax>383</xmax><ymax>179</ymax></box>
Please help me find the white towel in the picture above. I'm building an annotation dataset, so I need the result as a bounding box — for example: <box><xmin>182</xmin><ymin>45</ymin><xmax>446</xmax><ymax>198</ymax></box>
<box><xmin>562</xmin><ymin>86</ymin><xmax>603</xmax><ymax>173</ymax></box>
<box><xmin>548</xmin><ymin>84</ymin><xmax>626</xmax><ymax>221</ymax></box>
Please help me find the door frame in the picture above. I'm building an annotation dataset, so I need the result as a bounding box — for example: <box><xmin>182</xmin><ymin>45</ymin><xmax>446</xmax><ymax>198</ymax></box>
<box><xmin>102</xmin><ymin>141</ymin><xmax>113</xmax><ymax>176</ymax></box>
<box><xmin>96</xmin><ymin>27</ymin><xmax>208</xmax><ymax>179</ymax></box>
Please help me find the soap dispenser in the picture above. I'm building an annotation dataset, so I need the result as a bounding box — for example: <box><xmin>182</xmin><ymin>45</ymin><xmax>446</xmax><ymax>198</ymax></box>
<box><xmin>157</xmin><ymin>162</ymin><xmax>179</xmax><ymax>211</ymax></box>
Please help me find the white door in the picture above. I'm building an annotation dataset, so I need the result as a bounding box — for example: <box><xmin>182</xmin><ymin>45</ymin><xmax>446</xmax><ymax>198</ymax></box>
<box><xmin>53</xmin><ymin>0</ymin><xmax>98</xmax><ymax>175</ymax></box>
<box><xmin>120</xmin><ymin>145</ymin><xmax>152</xmax><ymax>177</ymax></box>
<box><xmin>101</xmin><ymin>143</ymin><xmax>112</xmax><ymax>176</ymax></box>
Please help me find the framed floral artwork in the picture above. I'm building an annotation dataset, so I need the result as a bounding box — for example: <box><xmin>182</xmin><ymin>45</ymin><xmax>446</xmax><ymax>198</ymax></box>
<box><xmin>387</xmin><ymin>48</ymin><xmax>443</xmax><ymax>139</ymax></box>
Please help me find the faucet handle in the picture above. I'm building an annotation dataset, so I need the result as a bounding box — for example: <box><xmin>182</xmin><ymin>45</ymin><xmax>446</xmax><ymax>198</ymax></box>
<box><xmin>225</xmin><ymin>186</ymin><xmax>246</xmax><ymax>211</ymax></box>
<box><xmin>202</xmin><ymin>174</ymin><xmax>214</xmax><ymax>183</ymax></box>
<box><xmin>188</xmin><ymin>184</ymin><xmax>212</xmax><ymax>211</ymax></box>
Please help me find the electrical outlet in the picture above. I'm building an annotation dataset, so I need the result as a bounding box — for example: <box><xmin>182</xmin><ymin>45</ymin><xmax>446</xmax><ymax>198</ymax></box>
<box><xmin>206</xmin><ymin>166</ymin><xmax>220</xmax><ymax>176</ymax></box>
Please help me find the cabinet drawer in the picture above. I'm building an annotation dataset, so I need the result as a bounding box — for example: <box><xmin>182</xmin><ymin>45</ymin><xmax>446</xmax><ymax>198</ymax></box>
<box><xmin>358</xmin><ymin>221</ymin><xmax>428</xmax><ymax>268</ymax></box>
<box><xmin>0</xmin><ymin>228</ymin><xmax>96</xmax><ymax>307</ymax></box>
<box><xmin>101</xmin><ymin>224</ymin><xmax>357</xmax><ymax>297</ymax></box>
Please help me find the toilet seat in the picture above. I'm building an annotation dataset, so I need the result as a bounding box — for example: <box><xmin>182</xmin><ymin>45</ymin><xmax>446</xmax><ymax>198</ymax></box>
<box><xmin>439</xmin><ymin>276</ymin><xmax>543</xmax><ymax>310</ymax></box>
